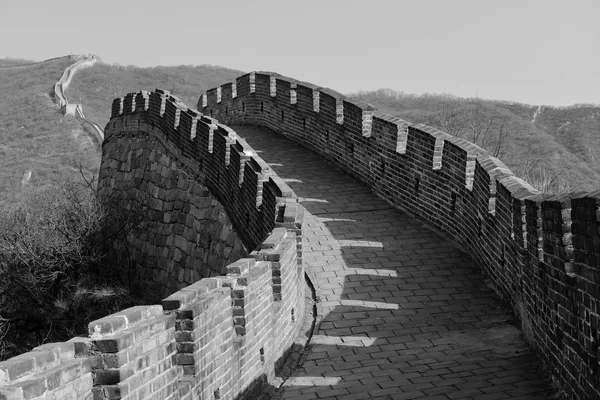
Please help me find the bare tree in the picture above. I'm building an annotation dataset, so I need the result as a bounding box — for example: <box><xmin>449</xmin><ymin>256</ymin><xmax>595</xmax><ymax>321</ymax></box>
<box><xmin>510</xmin><ymin>147</ymin><xmax>580</xmax><ymax>194</ymax></box>
<box><xmin>419</xmin><ymin>94</ymin><xmax>508</xmax><ymax>158</ymax></box>
<box><xmin>0</xmin><ymin>174</ymin><xmax>148</xmax><ymax>360</ymax></box>
<box><xmin>349</xmin><ymin>89</ymin><xmax>577</xmax><ymax>194</ymax></box>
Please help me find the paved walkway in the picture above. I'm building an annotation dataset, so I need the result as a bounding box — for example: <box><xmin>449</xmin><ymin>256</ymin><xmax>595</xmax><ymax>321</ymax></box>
<box><xmin>233</xmin><ymin>126</ymin><xmax>557</xmax><ymax>400</ymax></box>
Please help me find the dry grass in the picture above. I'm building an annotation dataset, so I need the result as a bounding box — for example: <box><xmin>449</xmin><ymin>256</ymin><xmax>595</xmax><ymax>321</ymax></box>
<box><xmin>66</xmin><ymin>63</ymin><xmax>244</xmax><ymax>129</ymax></box>
<box><xmin>0</xmin><ymin>58</ymin><xmax>100</xmax><ymax>205</ymax></box>
<box><xmin>0</xmin><ymin>58</ymin><xmax>241</xmax><ymax>205</ymax></box>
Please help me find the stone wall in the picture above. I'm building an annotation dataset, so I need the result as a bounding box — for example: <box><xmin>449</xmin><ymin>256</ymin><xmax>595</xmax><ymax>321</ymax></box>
<box><xmin>0</xmin><ymin>341</ymin><xmax>93</xmax><ymax>400</ymax></box>
<box><xmin>99</xmin><ymin>116</ymin><xmax>247</xmax><ymax>300</ymax></box>
<box><xmin>74</xmin><ymin>106</ymin><xmax>104</xmax><ymax>144</ymax></box>
<box><xmin>53</xmin><ymin>55</ymin><xmax>97</xmax><ymax>108</ymax></box>
<box><xmin>0</xmin><ymin>247</ymin><xmax>304</xmax><ymax>400</ymax></box>
<box><xmin>53</xmin><ymin>54</ymin><xmax>104</xmax><ymax>143</ymax></box>
<box><xmin>201</xmin><ymin>72</ymin><xmax>600</xmax><ymax>400</ymax></box>
<box><xmin>0</xmin><ymin>90</ymin><xmax>306</xmax><ymax>400</ymax></box>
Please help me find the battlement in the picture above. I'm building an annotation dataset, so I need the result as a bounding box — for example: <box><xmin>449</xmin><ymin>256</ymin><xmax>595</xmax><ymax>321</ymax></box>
<box><xmin>106</xmin><ymin>89</ymin><xmax>297</xmax><ymax>251</ymax></box>
<box><xmin>2</xmin><ymin>71</ymin><xmax>599</xmax><ymax>399</ymax></box>
<box><xmin>0</xmin><ymin>89</ymin><xmax>306</xmax><ymax>400</ymax></box>
<box><xmin>0</xmin><ymin>237</ymin><xmax>304</xmax><ymax>400</ymax></box>
<box><xmin>201</xmin><ymin>72</ymin><xmax>600</xmax><ymax>400</ymax></box>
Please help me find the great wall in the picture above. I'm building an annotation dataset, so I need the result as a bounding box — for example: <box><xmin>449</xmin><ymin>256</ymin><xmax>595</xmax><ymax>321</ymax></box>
<box><xmin>53</xmin><ymin>54</ymin><xmax>104</xmax><ymax>144</ymax></box>
<box><xmin>0</xmin><ymin>55</ymin><xmax>104</xmax><ymax>147</ymax></box>
<box><xmin>0</xmin><ymin>69</ymin><xmax>598</xmax><ymax>399</ymax></box>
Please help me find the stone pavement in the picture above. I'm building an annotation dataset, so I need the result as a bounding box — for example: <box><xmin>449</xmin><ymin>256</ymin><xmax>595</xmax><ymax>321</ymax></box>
<box><xmin>232</xmin><ymin>126</ymin><xmax>558</xmax><ymax>400</ymax></box>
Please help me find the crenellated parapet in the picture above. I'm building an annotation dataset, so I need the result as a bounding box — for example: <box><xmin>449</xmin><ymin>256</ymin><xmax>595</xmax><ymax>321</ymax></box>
<box><xmin>106</xmin><ymin>89</ymin><xmax>296</xmax><ymax>252</ymax></box>
<box><xmin>0</xmin><ymin>88</ymin><xmax>307</xmax><ymax>400</ymax></box>
<box><xmin>201</xmin><ymin>71</ymin><xmax>600</xmax><ymax>400</ymax></box>
<box><xmin>0</xmin><ymin>231</ymin><xmax>304</xmax><ymax>400</ymax></box>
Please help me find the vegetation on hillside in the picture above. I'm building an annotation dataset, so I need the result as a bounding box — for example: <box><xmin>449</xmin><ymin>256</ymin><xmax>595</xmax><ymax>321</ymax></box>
<box><xmin>0</xmin><ymin>176</ymin><xmax>148</xmax><ymax>361</ymax></box>
<box><xmin>349</xmin><ymin>89</ymin><xmax>600</xmax><ymax>193</ymax></box>
<box><xmin>0</xmin><ymin>58</ymin><xmax>34</xmax><ymax>67</ymax></box>
<box><xmin>66</xmin><ymin>63</ymin><xmax>245</xmax><ymax>129</ymax></box>
<box><xmin>66</xmin><ymin>60</ymin><xmax>600</xmax><ymax>193</ymax></box>
<box><xmin>0</xmin><ymin>57</ymin><xmax>244</xmax><ymax>360</ymax></box>
<box><xmin>0</xmin><ymin>57</ymin><xmax>100</xmax><ymax>205</ymax></box>
<box><xmin>535</xmin><ymin>105</ymin><xmax>600</xmax><ymax>182</ymax></box>
<box><xmin>0</xmin><ymin>59</ymin><xmax>241</xmax><ymax>205</ymax></box>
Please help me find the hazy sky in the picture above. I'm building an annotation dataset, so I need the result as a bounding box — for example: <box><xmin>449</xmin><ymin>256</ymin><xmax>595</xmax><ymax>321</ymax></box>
<box><xmin>1</xmin><ymin>0</ymin><xmax>598</xmax><ymax>106</ymax></box>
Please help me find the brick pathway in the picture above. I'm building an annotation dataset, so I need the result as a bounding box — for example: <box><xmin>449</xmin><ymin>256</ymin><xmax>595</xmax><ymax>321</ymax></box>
<box><xmin>232</xmin><ymin>126</ymin><xmax>558</xmax><ymax>400</ymax></box>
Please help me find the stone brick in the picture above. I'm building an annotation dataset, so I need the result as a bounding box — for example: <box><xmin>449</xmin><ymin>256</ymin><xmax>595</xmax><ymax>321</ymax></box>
<box><xmin>198</xmin><ymin>73</ymin><xmax>597</xmax><ymax>399</ymax></box>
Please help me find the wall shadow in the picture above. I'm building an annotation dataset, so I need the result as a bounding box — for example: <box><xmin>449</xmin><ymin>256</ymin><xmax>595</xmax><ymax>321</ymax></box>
<box><xmin>232</xmin><ymin>125</ymin><xmax>557</xmax><ymax>399</ymax></box>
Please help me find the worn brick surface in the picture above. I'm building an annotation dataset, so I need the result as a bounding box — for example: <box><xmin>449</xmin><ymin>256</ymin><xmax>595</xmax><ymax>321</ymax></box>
<box><xmin>203</xmin><ymin>72</ymin><xmax>600</xmax><ymax>399</ymax></box>
<box><xmin>0</xmin><ymin>92</ymin><xmax>307</xmax><ymax>400</ymax></box>
<box><xmin>100</xmin><ymin>116</ymin><xmax>248</xmax><ymax>300</ymax></box>
<box><xmin>232</xmin><ymin>126</ymin><xmax>558</xmax><ymax>400</ymax></box>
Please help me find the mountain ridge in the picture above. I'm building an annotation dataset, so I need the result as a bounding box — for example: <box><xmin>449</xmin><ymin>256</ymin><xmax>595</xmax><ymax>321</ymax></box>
<box><xmin>0</xmin><ymin>55</ymin><xmax>598</xmax><ymax>198</ymax></box>
<box><xmin>349</xmin><ymin>88</ymin><xmax>600</xmax><ymax>192</ymax></box>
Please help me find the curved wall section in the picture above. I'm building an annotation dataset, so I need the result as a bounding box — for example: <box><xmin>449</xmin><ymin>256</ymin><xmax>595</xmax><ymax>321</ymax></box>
<box><xmin>0</xmin><ymin>90</ymin><xmax>306</xmax><ymax>400</ymax></box>
<box><xmin>53</xmin><ymin>55</ymin><xmax>97</xmax><ymax>108</ymax></box>
<box><xmin>100</xmin><ymin>119</ymin><xmax>248</xmax><ymax>299</ymax></box>
<box><xmin>201</xmin><ymin>72</ymin><xmax>600</xmax><ymax>400</ymax></box>
<box><xmin>107</xmin><ymin>89</ymin><xmax>294</xmax><ymax>252</ymax></box>
<box><xmin>53</xmin><ymin>54</ymin><xmax>105</xmax><ymax>143</ymax></box>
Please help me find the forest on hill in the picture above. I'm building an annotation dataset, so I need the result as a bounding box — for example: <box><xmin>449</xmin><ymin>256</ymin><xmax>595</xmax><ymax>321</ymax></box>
<box><xmin>70</xmin><ymin>62</ymin><xmax>600</xmax><ymax>195</ymax></box>
<box><xmin>1</xmin><ymin>56</ymin><xmax>599</xmax><ymax>201</ymax></box>
<box><xmin>1</xmin><ymin>56</ymin><xmax>599</xmax><ymax>204</ymax></box>
<box><xmin>349</xmin><ymin>89</ymin><xmax>600</xmax><ymax>193</ymax></box>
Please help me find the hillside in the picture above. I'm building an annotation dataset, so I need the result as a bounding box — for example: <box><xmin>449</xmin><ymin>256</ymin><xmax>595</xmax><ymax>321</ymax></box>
<box><xmin>0</xmin><ymin>58</ymin><xmax>34</xmax><ymax>67</ymax></box>
<box><xmin>68</xmin><ymin>62</ymin><xmax>600</xmax><ymax>194</ymax></box>
<box><xmin>0</xmin><ymin>56</ymin><xmax>99</xmax><ymax>204</ymax></box>
<box><xmin>1</xmin><ymin>55</ymin><xmax>598</xmax><ymax>203</ymax></box>
<box><xmin>0</xmin><ymin>57</ymin><xmax>244</xmax><ymax>205</ymax></box>
<box><xmin>349</xmin><ymin>90</ymin><xmax>600</xmax><ymax>193</ymax></box>
<box><xmin>65</xmin><ymin>63</ymin><xmax>244</xmax><ymax>129</ymax></box>
<box><xmin>534</xmin><ymin>105</ymin><xmax>600</xmax><ymax>178</ymax></box>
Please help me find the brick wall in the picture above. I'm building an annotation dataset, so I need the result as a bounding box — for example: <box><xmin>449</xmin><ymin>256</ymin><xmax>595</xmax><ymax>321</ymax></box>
<box><xmin>99</xmin><ymin>116</ymin><xmax>248</xmax><ymax>300</ymax></box>
<box><xmin>53</xmin><ymin>55</ymin><xmax>97</xmax><ymax>108</ymax></box>
<box><xmin>0</xmin><ymin>341</ymin><xmax>93</xmax><ymax>400</ymax></box>
<box><xmin>0</xmin><ymin>90</ymin><xmax>306</xmax><ymax>400</ymax></box>
<box><xmin>0</xmin><ymin>237</ymin><xmax>303</xmax><ymax>400</ymax></box>
<box><xmin>201</xmin><ymin>72</ymin><xmax>600</xmax><ymax>400</ymax></box>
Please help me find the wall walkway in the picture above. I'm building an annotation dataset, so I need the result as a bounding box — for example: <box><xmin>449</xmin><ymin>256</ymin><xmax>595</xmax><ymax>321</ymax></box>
<box><xmin>1</xmin><ymin>68</ymin><xmax>598</xmax><ymax>399</ymax></box>
<box><xmin>236</xmin><ymin>125</ymin><xmax>557</xmax><ymax>399</ymax></box>
<box><xmin>202</xmin><ymin>72</ymin><xmax>600</xmax><ymax>400</ymax></box>
<box><xmin>53</xmin><ymin>54</ymin><xmax>104</xmax><ymax>143</ymax></box>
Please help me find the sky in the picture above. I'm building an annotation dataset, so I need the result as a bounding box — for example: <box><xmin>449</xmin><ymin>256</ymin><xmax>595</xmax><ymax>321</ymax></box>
<box><xmin>1</xmin><ymin>0</ymin><xmax>598</xmax><ymax>106</ymax></box>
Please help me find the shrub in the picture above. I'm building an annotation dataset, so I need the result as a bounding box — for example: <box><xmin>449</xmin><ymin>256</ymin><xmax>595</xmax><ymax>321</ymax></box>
<box><xmin>0</xmin><ymin>176</ymin><xmax>147</xmax><ymax>360</ymax></box>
